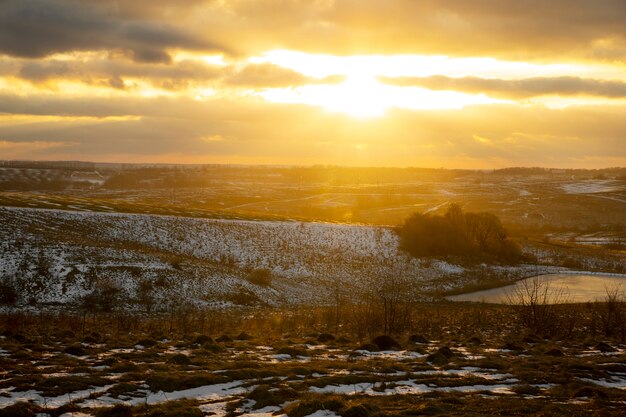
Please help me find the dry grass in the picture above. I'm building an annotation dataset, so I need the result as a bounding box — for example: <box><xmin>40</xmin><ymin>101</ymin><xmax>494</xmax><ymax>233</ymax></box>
<box><xmin>0</xmin><ymin>304</ymin><xmax>624</xmax><ymax>417</ymax></box>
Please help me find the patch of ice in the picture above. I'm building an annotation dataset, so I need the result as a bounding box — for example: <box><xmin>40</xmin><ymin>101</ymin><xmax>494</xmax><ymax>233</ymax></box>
<box><xmin>561</xmin><ymin>181</ymin><xmax>623</xmax><ymax>194</ymax></box>
<box><xmin>311</xmin><ymin>378</ymin><xmax>516</xmax><ymax>396</ymax></box>
<box><xmin>304</xmin><ymin>410</ymin><xmax>341</xmax><ymax>417</ymax></box>
<box><xmin>270</xmin><ymin>354</ymin><xmax>294</xmax><ymax>361</ymax></box>
<box><xmin>0</xmin><ymin>385</ymin><xmax>114</xmax><ymax>409</ymax></box>
<box><xmin>240</xmin><ymin>405</ymin><xmax>283</xmax><ymax>417</ymax></box>
<box><xmin>352</xmin><ymin>350</ymin><xmax>426</xmax><ymax>361</ymax></box>
<box><xmin>578</xmin><ymin>377</ymin><xmax>626</xmax><ymax>390</ymax></box>
<box><xmin>199</xmin><ymin>401</ymin><xmax>228</xmax><ymax>417</ymax></box>
<box><xmin>82</xmin><ymin>380</ymin><xmax>247</xmax><ymax>408</ymax></box>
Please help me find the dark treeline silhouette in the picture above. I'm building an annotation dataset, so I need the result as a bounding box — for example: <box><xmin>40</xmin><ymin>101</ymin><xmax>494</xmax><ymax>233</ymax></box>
<box><xmin>491</xmin><ymin>166</ymin><xmax>626</xmax><ymax>177</ymax></box>
<box><xmin>98</xmin><ymin>164</ymin><xmax>626</xmax><ymax>189</ymax></box>
<box><xmin>0</xmin><ymin>178</ymin><xmax>71</xmax><ymax>191</ymax></box>
<box><xmin>398</xmin><ymin>204</ymin><xmax>522</xmax><ymax>263</ymax></box>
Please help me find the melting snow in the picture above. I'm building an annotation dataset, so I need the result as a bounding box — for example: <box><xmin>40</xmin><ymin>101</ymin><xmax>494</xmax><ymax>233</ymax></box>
<box><xmin>304</xmin><ymin>411</ymin><xmax>341</xmax><ymax>417</ymax></box>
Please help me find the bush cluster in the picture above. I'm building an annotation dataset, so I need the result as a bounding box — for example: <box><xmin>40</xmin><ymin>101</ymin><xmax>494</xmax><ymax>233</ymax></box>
<box><xmin>398</xmin><ymin>204</ymin><xmax>522</xmax><ymax>263</ymax></box>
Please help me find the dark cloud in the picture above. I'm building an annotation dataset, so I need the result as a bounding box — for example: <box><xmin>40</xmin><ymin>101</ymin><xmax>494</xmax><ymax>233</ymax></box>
<box><xmin>380</xmin><ymin>76</ymin><xmax>626</xmax><ymax>99</ymax></box>
<box><xmin>1</xmin><ymin>57</ymin><xmax>343</xmax><ymax>90</ymax></box>
<box><xmin>0</xmin><ymin>0</ymin><xmax>223</xmax><ymax>62</ymax></box>
<box><xmin>85</xmin><ymin>0</ymin><xmax>212</xmax><ymax>19</ymax></box>
<box><xmin>2</xmin><ymin>1</ymin><xmax>626</xmax><ymax>63</ymax></box>
<box><xmin>10</xmin><ymin>57</ymin><xmax>224</xmax><ymax>84</ymax></box>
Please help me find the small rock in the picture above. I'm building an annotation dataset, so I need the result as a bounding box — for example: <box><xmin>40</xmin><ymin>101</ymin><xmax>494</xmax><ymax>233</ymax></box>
<box><xmin>216</xmin><ymin>335</ymin><xmax>233</xmax><ymax>343</ymax></box>
<box><xmin>573</xmin><ymin>386</ymin><xmax>608</xmax><ymax>399</ymax></box>
<box><xmin>63</xmin><ymin>345</ymin><xmax>86</xmax><ymax>356</ymax></box>
<box><xmin>409</xmin><ymin>334</ymin><xmax>429</xmax><ymax>344</ymax></box>
<box><xmin>467</xmin><ymin>336</ymin><xmax>482</xmax><ymax>346</ymax></box>
<box><xmin>427</xmin><ymin>346</ymin><xmax>455</xmax><ymax>365</ymax></box>
<box><xmin>168</xmin><ymin>353</ymin><xmax>191</xmax><ymax>365</ymax></box>
<box><xmin>522</xmin><ymin>334</ymin><xmax>541</xmax><ymax>344</ymax></box>
<box><xmin>357</xmin><ymin>343</ymin><xmax>380</xmax><ymax>352</ymax></box>
<box><xmin>595</xmin><ymin>342</ymin><xmax>616</xmax><ymax>353</ymax></box>
<box><xmin>236</xmin><ymin>332</ymin><xmax>253</xmax><ymax>341</ymax></box>
<box><xmin>501</xmin><ymin>342</ymin><xmax>524</xmax><ymax>352</ymax></box>
<box><xmin>544</xmin><ymin>348</ymin><xmax>564</xmax><ymax>357</ymax></box>
<box><xmin>437</xmin><ymin>346</ymin><xmax>455</xmax><ymax>358</ymax></box>
<box><xmin>427</xmin><ymin>351</ymin><xmax>450</xmax><ymax>365</ymax></box>
<box><xmin>372</xmin><ymin>335</ymin><xmax>401</xmax><ymax>351</ymax></box>
<box><xmin>317</xmin><ymin>333</ymin><xmax>336</xmax><ymax>343</ymax></box>
<box><xmin>135</xmin><ymin>338</ymin><xmax>157</xmax><ymax>347</ymax></box>
<box><xmin>193</xmin><ymin>335</ymin><xmax>213</xmax><ymax>345</ymax></box>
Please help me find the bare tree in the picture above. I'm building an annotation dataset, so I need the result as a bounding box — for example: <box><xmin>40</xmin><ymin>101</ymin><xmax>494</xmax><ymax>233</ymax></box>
<box><xmin>594</xmin><ymin>284</ymin><xmax>625</xmax><ymax>340</ymax></box>
<box><xmin>313</xmin><ymin>270</ymin><xmax>349</xmax><ymax>334</ymax></box>
<box><xmin>366</xmin><ymin>272</ymin><xmax>416</xmax><ymax>335</ymax></box>
<box><xmin>507</xmin><ymin>276</ymin><xmax>567</xmax><ymax>335</ymax></box>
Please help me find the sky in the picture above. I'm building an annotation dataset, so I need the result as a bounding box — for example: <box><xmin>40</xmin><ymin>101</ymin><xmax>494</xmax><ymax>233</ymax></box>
<box><xmin>0</xmin><ymin>0</ymin><xmax>625</xmax><ymax>168</ymax></box>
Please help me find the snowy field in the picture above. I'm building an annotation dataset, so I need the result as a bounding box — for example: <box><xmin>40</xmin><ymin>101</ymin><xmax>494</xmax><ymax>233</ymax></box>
<box><xmin>0</xmin><ymin>207</ymin><xmax>552</xmax><ymax>308</ymax></box>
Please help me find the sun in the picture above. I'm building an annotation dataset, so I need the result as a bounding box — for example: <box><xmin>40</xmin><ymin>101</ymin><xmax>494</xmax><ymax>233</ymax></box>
<box><xmin>255</xmin><ymin>75</ymin><xmax>386</xmax><ymax>118</ymax></box>
<box><xmin>308</xmin><ymin>75</ymin><xmax>389</xmax><ymax>118</ymax></box>
<box><xmin>258</xmin><ymin>74</ymin><xmax>506</xmax><ymax>118</ymax></box>
<box><xmin>252</xmin><ymin>51</ymin><xmax>509</xmax><ymax>118</ymax></box>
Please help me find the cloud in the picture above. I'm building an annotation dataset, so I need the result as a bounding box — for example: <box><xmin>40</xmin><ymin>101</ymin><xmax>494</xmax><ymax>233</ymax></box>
<box><xmin>0</xmin><ymin>139</ymin><xmax>75</xmax><ymax>159</ymax></box>
<box><xmin>3</xmin><ymin>1</ymin><xmax>626</xmax><ymax>64</ymax></box>
<box><xmin>222</xmin><ymin>63</ymin><xmax>343</xmax><ymax>88</ymax></box>
<box><xmin>18</xmin><ymin>60</ymin><xmax>81</xmax><ymax>82</ymax></box>
<box><xmin>9</xmin><ymin>55</ymin><xmax>224</xmax><ymax>86</ymax></box>
<box><xmin>184</xmin><ymin>0</ymin><xmax>626</xmax><ymax>62</ymax></box>
<box><xmin>108</xmin><ymin>75</ymin><xmax>126</xmax><ymax>90</ymax></box>
<box><xmin>222</xmin><ymin>63</ymin><xmax>310</xmax><ymax>88</ymax></box>
<box><xmin>0</xmin><ymin>1</ymin><xmax>625</xmax><ymax>167</ymax></box>
<box><xmin>313</xmin><ymin>0</ymin><xmax>626</xmax><ymax>60</ymax></box>
<box><xmin>380</xmin><ymin>75</ymin><xmax>626</xmax><ymax>99</ymax></box>
<box><xmin>0</xmin><ymin>56</ymin><xmax>343</xmax><ymax>92</ymax></box>
<box><xmin>0</xmin><ymin>0</ymin><xmax>223</xmax><ymax>62</ymax></box>
<box><xmin>0</xmin><ymin>92</ymin><xmax>624</xmax><ymax>168</ymax></box>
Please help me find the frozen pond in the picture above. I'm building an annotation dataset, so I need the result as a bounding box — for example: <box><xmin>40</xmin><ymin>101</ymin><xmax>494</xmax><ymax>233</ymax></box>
<box><xmin>448</xmin><ymin>273</ymin><xmax>626</xmax><ymax>304</ymax></box>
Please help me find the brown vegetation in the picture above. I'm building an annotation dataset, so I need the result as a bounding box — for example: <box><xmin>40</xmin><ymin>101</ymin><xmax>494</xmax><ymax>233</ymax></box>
<box><xmin>398</xmin><ymin>204</ymin><xmax>522</xmax><ymax>263</ymax></box>
<box><xmin>0</xmin><ymin>300</ymin><xmax>625</xmax><ymax>416</ymax></box>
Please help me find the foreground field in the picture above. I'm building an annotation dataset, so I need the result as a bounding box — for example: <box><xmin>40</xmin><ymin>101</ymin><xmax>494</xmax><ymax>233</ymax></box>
<box><xmin>1</xmin><ymin>307</ymin><xmax>625</xmax><ymax>417</ymax></box>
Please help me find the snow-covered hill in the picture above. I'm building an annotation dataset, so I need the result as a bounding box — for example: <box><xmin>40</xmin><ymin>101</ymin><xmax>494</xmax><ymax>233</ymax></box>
<box><xmin>0</xmin><ymin>207</ymin><xmax>545</xmax><ymax>309</ymax></box>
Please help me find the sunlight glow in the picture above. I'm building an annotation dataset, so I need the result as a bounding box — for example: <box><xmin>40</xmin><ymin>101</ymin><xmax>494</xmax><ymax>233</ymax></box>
<box><xmin>528</xmin><ymin>95</ymin><xmax>626</xmax><ymax>109</ymax></box>
<box><xmin>257</xmin><ymin>75</ymin><xmax>507</xmax><ymax>117</ymax></box>
<box><xmin>251</xmin><ymin>50</ymin><xmax>626</xmax><ymax>80</ymax></box>
<box><xmin>248</xmin><ymin>49</ymin><xmax>626</xmax><ymax>116</ymax></box>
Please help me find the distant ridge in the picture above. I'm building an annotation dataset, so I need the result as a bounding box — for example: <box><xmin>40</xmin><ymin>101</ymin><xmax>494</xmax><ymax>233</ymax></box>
<box><xmin>0</xmin><ymin>160</ymin><xmax>624</xmax><ymax>172</ymax></box>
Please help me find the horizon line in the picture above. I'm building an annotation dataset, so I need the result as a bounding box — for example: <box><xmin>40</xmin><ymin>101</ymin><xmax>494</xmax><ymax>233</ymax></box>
<box><xmin>0</xmin><ymin>159</ymin><xmax>624</xmax><ymax>172</ymax></box>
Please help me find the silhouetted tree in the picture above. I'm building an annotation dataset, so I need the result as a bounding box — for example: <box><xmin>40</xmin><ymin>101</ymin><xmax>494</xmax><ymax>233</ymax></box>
<box><xmin>398</xmin><ymin>204</ymin><xmax>521</xmax><ymax>263</ymax></box>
